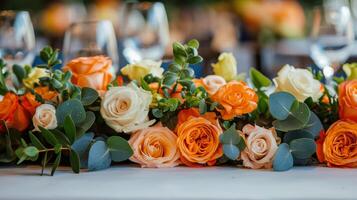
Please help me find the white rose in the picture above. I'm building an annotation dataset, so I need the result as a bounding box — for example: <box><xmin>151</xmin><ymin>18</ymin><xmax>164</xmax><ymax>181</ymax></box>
<box><xmin>33</xmin><ymin>104</ymin><xmax>57</xmax><ymax>131</ymax></box>
<box><xmin>202</xmin><ymin>75</ymin><xmax>227</xmax><ymax>95</ymax></box>
<box><xmin>240</xmin><ymin>124</ymin><xmax>280</xmax><ymax>169</ymax></box>
<box><xmin>100</xmin><ymin>82</ymin><xmax>155</xmax><ymax>133</ymax></box>
<box><xmin>273</xmin><ymin>64</ymin><xmax>322</xmax><ymax>102</ymax></box>
<box><xmin>121</xmin><ymin>60</ymin><xmax>163</xmax><ymax>83</ymax></box>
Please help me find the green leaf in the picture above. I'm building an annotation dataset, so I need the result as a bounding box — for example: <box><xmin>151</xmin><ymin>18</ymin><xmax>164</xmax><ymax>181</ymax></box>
<box><xmin>41</xmin><ymin>152</ymin><xmax>48</xmax><ymax>175</ymax></box>
<box><xmin>51</xmin><ymin>129</ymin><xmax>71</xmax><ymax>146</ymax></box>
<box><xmin>290</xmin><ymin>138</ymin><xmax>316</xmax><ymax>159</ymax></box>
<box><xmin>39</xmin><ymin>126</ymin><xmax>59</xmax><ymax>146</ymax></box>
<box><xmin>273</xmin><ymin>101</ymin><xmax>310</xmax><ymax>132</ymax></box>
<box><xmin>187</xmin><ymin>39</ymin><xmax>199</xmax><ymax>49</ymax></box>
<box><xmin>140</xmin><ymin>78</ymin><xmax>151</xmax><ymax>91</ymax></box>
<box><xmin>64</xmin><ymin>115</ymin><xmax>76</xmax><ymax>144</ymax></box>
<box><xmin>54</xmin><ymin>144</ymin><xmax>62</xmax><ymax>154</ymax></box>
<box><xmin>56</xmin><ymin>99</ymin><xmax>86</xmax><ymax>126</ymax></box>
<box><xmin>76</xmin><ymin>111</ymin><xmax>96</xmax><ymax>138</ymax></box>
<box><xmin>273</xmin><ymin>143</ymin><xmax>293</xmax><ymax>171</ymax></box>
<box><xmin>71</xmin><ymin>132</ymin><xmax>94</xmax><ymax>168</ymax></box>
<box><xmin>12</xmin><ymin>64</ymin><xmax>26</xmax><ymax>82</ymax></box>
<box><xmin>223</xmin><ymin>144</ymin><xmax>240</xmax><ymax>160</ymax></box>
<box><xmin>173</xmin><ymin>42</ymin><xmax>187</xmax><ymax>58</ymax></box>
<box><xmin>250</xmin><ymin>68</ymin><xmax>272</xmax><ymax>89</ymax></box>
<box><xmin>81</xmin><ymin>87</ymin><xmax>99</xmax><ymax>106</ymax></box>
<box><xmin>0</xmin><ymin>121</ymin><xmax>16</xmax><ymax>163</ymax></box>
<box><xmin>88</xmin><ymin>141</ymin><xmax>111</xmax><ymax>171</ymax></box>
<box><xmin>220</xmin><ymin>124</ymin><xmax>240</xmax><ymax>145</ymax></box>
<box><xmin>187</xmin><ymin>56</ymin><xmax>203</xmax><ymax>64</ymax></box>
<box><xmin>269</xmin><ymin>92</ymin><xmax>296</xmax><ymax>120</ymax></box>
<box><xmin>198</xmin><ymin>99</ymin><xmax>207</xmax><ymax>114</ymax></box>
<box><xmin>301</xmin><ymin>111</ymin><xmax>323</xmax><ymax>138</ymax></box>
<box><xmin>283</xmin><ymin>130</ymin><xmax>314</xmax><ymax>144</ymax></box>
<box><xmin>23</xmin><ymin>146</ymin><xmax>39</xmax><ymax>158</ymax></box>
<box><xmin>163</xmin><ymin>73</ymin><xmax>178</xmax><ymax>86</ymax></box>
<box><xmin>70</xmin><ymin>149</ymin><xmax>80</xmax><ymax>173</ymax></box>
<box><xmin>29</xmin><ymin>132</ymin><xmax>45</xmax><ymax>150</ymax></box>
<box><xmin>107</xmin><ymin>136</ymin><xmax>133</xmax><ymax>162</ymax></box>
<box><xmin>51</xmin><ymin>152</ymin><xmax>61</xmax><ymax>176</ymax></box>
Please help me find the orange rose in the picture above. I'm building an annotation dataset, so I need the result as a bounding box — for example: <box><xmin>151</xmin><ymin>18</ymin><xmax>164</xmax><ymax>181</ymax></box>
<box><xmin>0</xmin><ymin>93</ymin><xmax>30</xmax><ymax>132</ymax></box>
<box><xmin>34</xmin><ymin>86</ymin><xmax>58</xmax><ymax>102</ymax></box>
<box><xmin>176</xmin><ymin>108</ymin><xmax>223</xmax><ymax>167</ymax></box>
<box><xmin>212</xmin><ymin>81</ymin><xmax>258</xmax><ymax>120</ymax></box>
<box><xmin>63</xmin><ymin>56</ymin><xmax>113</xmax><ymax>94</ymax></box>
<box><xmin>317</xmin><ymin>120</ymin><xmax>357</xmax><ymax>167</ymax></box>
<box><xmin>129</xmin><ymin>123</ymin><xmax>180</xmax><ymax>168</ymax></box>
<box><xmin>339</xmin><ymin>80</ymin><xmax>357</xmax><ymax>122</ymax></box>
<box><xmin>21</xmin><ymin>93</ymin><xmax>41</xmax><ymax>116</ymax></box>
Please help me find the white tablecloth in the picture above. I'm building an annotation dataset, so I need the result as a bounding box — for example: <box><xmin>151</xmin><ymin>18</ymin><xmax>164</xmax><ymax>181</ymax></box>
<box><xmin>0</xmin><ymin>166</ymin><xmax>356</xmax><ymax>200</ymax></box>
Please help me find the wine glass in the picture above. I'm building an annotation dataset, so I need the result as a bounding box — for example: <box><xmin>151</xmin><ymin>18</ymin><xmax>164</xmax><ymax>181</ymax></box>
<box><xmin>119</xmin><ymin>2</ymin><xmax>170</xmax><ymax>63</ymax></box>
<box><xmin>0</xmin><ymin>10</ymin><xmax>35</xmax><ymax>68</ymax></box>
<box><xmin>310</xmin><ymin>0</ymin><xmax>354</xmax><ymax>84</ymax></box>
<box><xmin>63</xmin><ymin>20</ymin><xmax>119</xmax><ymax>73</ymax></box>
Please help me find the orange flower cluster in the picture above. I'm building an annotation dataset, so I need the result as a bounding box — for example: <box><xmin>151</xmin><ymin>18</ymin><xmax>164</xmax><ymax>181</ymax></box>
<box><xmin>339</xmin><ymin>80</ymin><xmax>357</xmax><ymax>122</ymax></box>
<box><xmin>0</xmin><ymin>92</ymin><xmax>39</xmax><ymax>132</ymax></box>
<box><xmin>317</xmin><ymin>120</ymin><xmax>357</xmax><ymax>168</ymax></box>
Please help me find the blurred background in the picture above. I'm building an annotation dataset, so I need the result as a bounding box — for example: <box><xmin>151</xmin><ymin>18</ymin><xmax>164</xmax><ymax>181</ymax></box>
<box><xmin>1</xmin><ymin>0</ymin><xmax>357</xmax><ymax>78</ymax></box>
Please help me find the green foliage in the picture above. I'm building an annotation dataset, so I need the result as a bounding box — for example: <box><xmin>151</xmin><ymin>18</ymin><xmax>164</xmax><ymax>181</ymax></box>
<box><xmin>290</xmin><ymin>138</ymin><xmax>316</xmax><ymax>160</ymax></box>
<box><xmin>273</xmin><ymin>143</ymin><xmax>293</xmax><ymax>171</ymax></box>
<box><xmin>250</xmin><ymin>68</ymin><xmax>272</xmax><ymax>89</ymax></box>
<box><xmin>107</xmin><ymin>136</ymin><xmax>133</xmax><ymax>162</ymax></box>
<box><xmin>81</xmin><ymin>87</ymin><xmax>99</xmax><ymax>106</ymax></box>
<box><xmin>38</xmin><ymin>46</ymin><xmax>62</xmax><ymax>69</ymax></box>
<box><xmin>56</xmin><ymin>99</ymin><xmax>86</xmax><ymax>126</ymax></box>
<box><xmin>269</xmin><ymin>92</ymin><xmax>296</xmax><ymax>120</ymax></box>
<box><xmin>0</xmin><ymin>60</ymin><xmax>9</xmax><ymax>95</ymax></box>
<box><xmin>273</xmin><ymin>101</ymin><xmax>310</xmax><ymax>132</ymax></box>
<box><xmin>220</xmin><ymin>124</ymin><xmax>246</xmax><ymax>160</ymax></box>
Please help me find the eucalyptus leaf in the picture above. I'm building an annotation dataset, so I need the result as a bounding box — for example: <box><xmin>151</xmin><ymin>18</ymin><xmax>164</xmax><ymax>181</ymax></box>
<box><xmin>273</xmin><ymin>101</ymin><xmax>310</xmax><ymax>132</ymax></box>
<box><xmin>223</xmin><ymin>144</ymin><xmax>240</xmax><ymax>160</ymax></box>
<box><xmin>269</xmin><ymin>92</ymin><xmax>296</xmax><ymax>120</ymax></box>
<box><xmin>220</xmin><ymin>124</ymin><xmax>240</xmax><ymax>145</ymax></box>
<box><xmin>88</xmin><ymin>141</ymin><xmax>111</xmax><ymax>171</ymax></box>
<box><xmin>107</xmin><ymin>136</ymin><xmax>133</xmax><ymax>162</ymax></box>
<box><xmin>81</xmin><ymin>87</ymin><xmax>99</xmax><ymax>106</ymax></box>
<box><xmin>283</xmin><ymin>130</ymin><xmax>314</xmax><ymax>144</ymax></box>
<box><xmin>56</xmin><ymin>99</ymin><xmax>86</xmax><ymax>126</ymax></box>
<box><xmin>290</xmin><ymin>138</ymin><xmax>316</xmax><ymax>159</ymax></box>
<box><xmin>76</xmin><ymin>111</ymin><xmax>96</xmax><ymax>138</ymax></box>
<box><xmin>23</xmin><ymin>146</ymin><xmax>39</xmax><ymax>158</ymax></box>
<box><xmin>273</xmin><ymin>143</ymin><xmax>293</xmax><ymax>171</ymax></box>
<box><xmin>301</xmin><ymin>111</ymin><xmax>323</xmax><ymax>138</ymax></box>
<box><xmin>199</xmin><ymin>99</ymin><xmax>207</xmax><ymax>114</ymax></box>
<box><xmin>71</xmin><ymin>132</ymin><xmax>94</xmax><ymax>168</ymax></box>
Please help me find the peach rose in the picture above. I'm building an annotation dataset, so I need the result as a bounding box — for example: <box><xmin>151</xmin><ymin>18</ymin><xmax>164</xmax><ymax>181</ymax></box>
<box><xmin>317</xmin><ymin>120</ymin><xmax>357</xmax><ymax>167</ymax></box>
<box><xmin>212</xmin><ymin>81</ymin><xmax>258</xmax><ymax>120</ymax></box>
<box><xmin>201</xmin><ymin>75</ymin><xmax>226</xmax><ymax>95</ymax></box>
<box><xmin>240</xmin><ymin>124</ymin><xmax>280</xmax><ymax>169</ymax></box>
<box><xmin>176</xmin><ymin>108</ymin><xmax>223</xmax><ymax>167</ymax></box>
<box><xmin>63</xmin><ymin>56</ymin><xmax>113</xmax><ymax>94</ymax></box>
<box><xmin>34</xmin><ymin>86</ymin><xmax>58</xmax><ymax>102</ymax></box>
<box><xmin>0</xmin><ymin>93</ymin><xmax>30</xmax><ymax>132</ymax></box>
<box><xmin>32</xmin><ymin>104</ymin><xmax>57</xmax><ymax>131</ymax></box>
<box><xmin>339</xmin><ymin>80</ymin><xmax>357</xmax><ymax>122</ymax></box>
<box><xmin>128</xmin><ymin>123</ymin><xmax>180</xmax><ymax>168</ymax></box>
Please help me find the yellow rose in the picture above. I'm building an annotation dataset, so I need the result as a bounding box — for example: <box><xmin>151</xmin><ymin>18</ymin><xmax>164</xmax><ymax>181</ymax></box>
<box><xmin>343</xmin><ymin>63</ymin><xmax>357</xmax><ymax>80</ymax></box>
<box><xmin>121</xmin><ymin>60</ymin><xmax>163</xmax><ymax>83</ymax></box>
<box><xmin>273</xmin><ymin>64</ymin><xmax>322</xmax><ymax>102</ymax></box>
<box><xmin>23</xmin><ymin>68</ymin><xmax>50</xmax><ymax>89</ymax></box>
<box><xmin>211</xmin><ymin>52</ymin><xmax>237</xmax><ymax>81</ymax></box>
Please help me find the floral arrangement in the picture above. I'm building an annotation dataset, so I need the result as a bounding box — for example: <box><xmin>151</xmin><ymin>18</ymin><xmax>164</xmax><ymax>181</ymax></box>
<box><xmin>0</xmin><ymin>39</ymin><xmax>356</xmax><ymax>176</ymax></box>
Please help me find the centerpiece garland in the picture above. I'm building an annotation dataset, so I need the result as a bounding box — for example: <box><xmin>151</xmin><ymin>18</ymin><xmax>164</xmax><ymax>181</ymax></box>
<box><xmin>0</xmin><ymin>39</ymin><xmax>355</xmax><ymax>175</ymax></box>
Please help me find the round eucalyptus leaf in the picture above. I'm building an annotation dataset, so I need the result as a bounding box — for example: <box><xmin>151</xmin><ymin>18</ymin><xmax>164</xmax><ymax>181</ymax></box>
<box><xmin>56</xmin><ymin>99</ymin><xmax>86</xmax><ymax>126</ymax></box>
<box><xmin>273</xmin><ymin>101</ymin><xmax>310</xmax><ymax>132</ymax></box>
<box><xmin>301</xmin><ymin>111</ymin><xmax>323</xmax><ymax>138</ymax></box>
<box><xmin>88</xmin><ymin>141</ymin><xmax>111</xmax><ymax>171</ymax></box>
<box><xmin>283</xmin><ymin>130</ymin><xmax>314</xmax><ymax>144</ymax></box>
<box><xmin>223</xmin><ymin>144</ymin><xmax>240</xmax><ymax>160</ymax></box>
<box><xmin>107</xmin><ymin>136</ymin><xmax>133</xmax><ymax>162</ymax></box>
<box><xmin>269</xmin><ymin>92</ymin><xmax>296</xmax><ymax>120</ymax></box>
<box><xmin>290</xmin><ymin>138</ymin><xmax>316</xmax><ymax>159</ymax></box>
<box><xmin>273</xmin><ymin>143</ymin><xmax>293</xmax><ymax>171</ymax></box>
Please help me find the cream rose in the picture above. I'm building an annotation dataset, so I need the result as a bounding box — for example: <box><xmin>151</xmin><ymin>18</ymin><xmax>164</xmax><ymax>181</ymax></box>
<box><xmin>273</xmin><ymin>64</ymin><xmax>322</xmax><ymax>102</ymax></box>
<box><xmin>128</xmin><ymin>123</ymin><xmax>180</xmax><ymax>168</ymax></box>
<box><xmin>100</xmin><ymin>82</ymin><xmax>155</xmax><ymax>133</ymax></box>
<box><xmin>211</xmin><ymin>52</ymin><xmax>237</xmax><ymax>81</ymax></box>
<box><xmin>121</xmin><ymin>60</ymin><xmax>163</xmax><ymax>83</ymax></box>
<box><xmin>240</xmin><ymin>124</ymin><xmax>280</xmax><ymax>169</ymax></box>
<box><xmin>23</xmin><ymin>67</ymin><xmax>50</xmax><ymax>89</ymax></box>
<box><xmin>32</xmin><ymin>104</ymin><xmax>57</xmax><ymax>131</ymax></box>
<box><xmin>202</xmin><ymin>75</ymin><xmax>226</xmax><ymax>95</ymax></box>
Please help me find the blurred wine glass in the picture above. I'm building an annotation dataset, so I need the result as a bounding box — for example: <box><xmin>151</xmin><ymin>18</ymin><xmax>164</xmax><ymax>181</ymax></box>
<box><xmin>310</xmin><ymin>0</ymin><xmax>354</xmax><ymax>83</ymax></box>
<box><xmin>119</xmin><ymin>2</ymin><xmax>170</xmax><ymax>63</ymax></box>
<box><xmin>63</xmin><ymin>20</ymin><xmax>119</xmax><ymax>73</ymax></box>
<box><xmin>0</xmin><ymin>11</ymin><xmax>35</xmax><ymax>67</ymax></box>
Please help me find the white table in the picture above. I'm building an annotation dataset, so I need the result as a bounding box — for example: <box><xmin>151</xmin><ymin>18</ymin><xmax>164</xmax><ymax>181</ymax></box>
<box><xmin>0</xmin><ymin>166</ymin><xmax>356</xmax><ymax>200</ymax></box>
